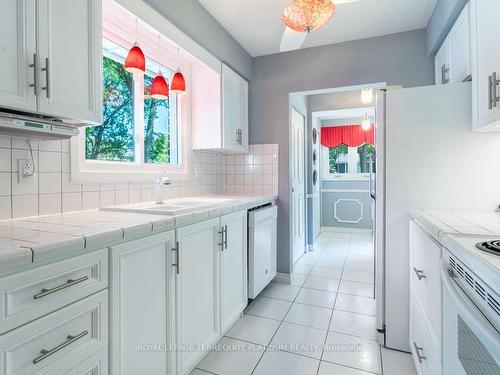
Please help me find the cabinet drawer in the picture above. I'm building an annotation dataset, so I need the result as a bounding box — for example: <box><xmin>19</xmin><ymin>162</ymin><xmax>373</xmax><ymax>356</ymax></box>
<box><xmin>411</xmin><ymin>298</ymin><xmax>441</xmax><ymax>375</ymax></box>
<box><xmin>0</xmin><ymin>249</ymin><xmax>108</xmax><ymax>334</ymax></box>
<box><xmin>410</xmin><ymin>221</ymin><xmax>442</xmax><ymax>346</ymax></box>
<box><xmin>0</xmin><ymin>290</ymin><xmax>107</xmax><ymax>375</ymax></box>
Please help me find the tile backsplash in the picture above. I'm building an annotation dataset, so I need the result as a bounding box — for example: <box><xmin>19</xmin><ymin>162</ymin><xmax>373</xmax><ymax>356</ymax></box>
<box><xmin>0</xmin><ymin>137</ymin><xmax>278</xmax><ymax>220</ymax></box>
<box><xmin>223</xmin><ymin>144</ymin><xmax>279</xmax><ymax>196</ymax></box>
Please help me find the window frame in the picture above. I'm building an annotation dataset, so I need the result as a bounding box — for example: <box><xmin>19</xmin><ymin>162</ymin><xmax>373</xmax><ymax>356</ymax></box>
<box><xmin>71</xmin><ymin>13</ymin><xmax>192</xmax><ymax>182</ymax></box>
<box><xmin>321</xmin><ymin>144</ymin><xmax>374</xmax><ymax>181</ymax></box>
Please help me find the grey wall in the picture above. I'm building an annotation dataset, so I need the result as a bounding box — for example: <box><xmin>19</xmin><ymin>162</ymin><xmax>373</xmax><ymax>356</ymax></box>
<box><xmin>144</xmin><ymin>0</ymin><xmax>253</xmax><ymax>79</ymax></box>
<box><xmin>427</xmin><ymin>0</ymin><xmax>468</xmax><ymax>55</ymax></box>
<box><xmin>250</xmin><ymin>29</ymin><xmax>434</xmax><ymax>274</ymax></box>
<box><xmin>321</xmin><ymin>180</ymin><xmax>373</xmax><ymax>229</ymax></box>
<box><xmin>320</xmin><ymin>117</ymin><xmax>374</xmax><ymax>127</ymax></box>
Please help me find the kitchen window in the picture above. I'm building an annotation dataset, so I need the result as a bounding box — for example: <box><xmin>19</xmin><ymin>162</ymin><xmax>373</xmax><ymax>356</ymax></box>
<box><xmin>323</xmin><ymin>143</ymin><xmax>375</xmax><ymax>179</ymax></box>
<box><xmin>70</xmin><ymin>2</ymin><xmax>191</xmax><ymax>182</ymax></box>
<box><xmin>85</xmin><ymin>39</ymin><xmax>179</xmax><ymax>165</ymax></box>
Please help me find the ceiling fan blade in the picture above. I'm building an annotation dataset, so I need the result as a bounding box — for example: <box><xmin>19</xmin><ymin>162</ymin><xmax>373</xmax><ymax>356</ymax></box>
<box><xmin>280</xmin><ymin>27</ymin><xmax>308</xmax><ymax>52</ymax></box>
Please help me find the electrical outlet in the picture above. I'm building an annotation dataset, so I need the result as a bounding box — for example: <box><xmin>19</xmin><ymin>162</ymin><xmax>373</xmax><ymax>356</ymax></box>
<box><xmin>18</xmin><ymin>159</ymin><xmax>34</xmax><ymax>184</ymax></box>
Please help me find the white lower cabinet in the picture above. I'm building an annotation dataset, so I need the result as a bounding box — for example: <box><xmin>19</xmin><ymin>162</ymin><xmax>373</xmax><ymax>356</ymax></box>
<box><xmin>175</xmin><ymin>218</ymin><xmax>221</xmax><ymax>375</ymax></box>
<box><xmin>220</xmin><ymin>210</ymin><xmax>248</xmax><ymax>334</ymax></box>
<box><xmin>65</xmin><ymin>349</ymin><xmax>108</xmax><ymax>375</ymax></box>
<box><xmin>0</xmin><ymin>290</ymin><xmax>108</xmax><ymax>375</ymax></box>
<box><xmin>109</xmin><ymin>231</ymin><xmax>176</xmax><ymax>375</ymax></box>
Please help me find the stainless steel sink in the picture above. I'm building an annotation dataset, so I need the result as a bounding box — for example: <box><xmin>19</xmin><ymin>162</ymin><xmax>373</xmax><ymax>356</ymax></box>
<box><xmin>101</xmin><ymin>198</ymin><xmax>238</xmax><ymax>215</ymax></box>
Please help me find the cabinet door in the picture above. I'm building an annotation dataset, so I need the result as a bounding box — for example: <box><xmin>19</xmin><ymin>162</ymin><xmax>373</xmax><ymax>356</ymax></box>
<box><xmin>176</xmin><ymin>218</ymin><xmax>221</xmax><ymax>375</ymax></box>
<box><xmin>0</xmin><ymin>0</ymin><xmax>36</xmax><ymax>112</ymax></box>
<box><xmin>434</xmin><ymin>39</ymin><xmax>451</xmax><ymax>85</ymax></box>
<box><xmin>220</xmin><ymin>211</ymin><xmax>248</xmax><ymax>333</ymax></box>
<box><xmin>110</xmin><ymin>231</ymin><xmax>176</xmax><ymax>375</ymax></box>
<box><xmin>234</xmin><ymin>76</ymin><xmax>249</xmax><ymax>153</ymax></box>
<box><xmin>36</xmin><ymin>0</ymin><xmax>102</xmax><ymax>124</ymax></box>
<box><xmin>449</xmin><ymin>3</ymin><xmax>471</xmax><ymax>83</ymax></box>
<box><xmin>471</xmin><ymin>0</ymin><xmax>500</xmax><ymax>130</ymax></box>
<box><xmin>222</xmin><ymin>64</ymin><xmax>237</xmax><ymax>150</ymax></box>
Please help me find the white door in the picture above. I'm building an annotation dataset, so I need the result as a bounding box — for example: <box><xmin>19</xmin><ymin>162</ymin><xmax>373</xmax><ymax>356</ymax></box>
<box><xmin>471</xmin><ymin>0</ymin><xmax>500</xmax><ymax>130</ymax></box>
<box><xmin>291</xmin><ymin>107</ymin><xmax>306</xmax><ymax>265</ymax></box>
<box><xmin>0</xmin><ymin>0</ymin><xmax>36</xmax><ymax>112</ymax></box>
<box><xmin>36</xmin><ymin>0</ymin><xmax>102</xmax><ymax>124</ymax></box>
<box><xmin>435</xmin><ymin>39</ymin><xmax>451</xmax><ymax>85</ymax></box>
<box><xmin>109</xmin><ymin>231</ymin><xmax>176</xmax><ymax>375</ymax></box>
<box><xmin>220</xmin><ymin>210</ymin><xmax>247</xmax><ymax>333</ymax></box>
<box><xmin>449</xmin><ymin>3</ymin><xmax>471</xmax><ymax>83</ymax></box>
<box><xmin>176</xmin><ymin>218</ymin><xmax>221</xmax><ymax>375</ymax></box>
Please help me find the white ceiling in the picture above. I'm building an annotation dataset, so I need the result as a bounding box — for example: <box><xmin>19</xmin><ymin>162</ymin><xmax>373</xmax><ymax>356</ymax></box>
<box><xmin>198</xmin><ymin>0</ymin><xmax>438</xmax><ymax>57</ymax></box>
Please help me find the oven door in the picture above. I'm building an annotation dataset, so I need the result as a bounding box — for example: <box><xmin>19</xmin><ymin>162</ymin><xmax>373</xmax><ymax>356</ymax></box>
<box><xmin>441</xmin><ymin>261</ymin><xmax>500</xmax><ymax>374</ymax></box>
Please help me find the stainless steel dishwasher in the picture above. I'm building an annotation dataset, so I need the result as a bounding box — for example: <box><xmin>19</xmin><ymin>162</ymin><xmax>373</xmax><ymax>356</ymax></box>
<box><xmin>248</xmin><ymin>204</ymin><xmax>277</xmax><ymax>299</ymax></box>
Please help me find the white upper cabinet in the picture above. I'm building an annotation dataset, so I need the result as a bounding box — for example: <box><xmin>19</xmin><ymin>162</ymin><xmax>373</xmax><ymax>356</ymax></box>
<box><xmin>470</xmin><ymin>0</ymin><xmax>500</xmax><ymax>131</ymax></box>
<box><xmin>222</xmin><ymin>63</ymin><xmax>249</xmax><ymax>153</ymax></box>
<box><xmin>0</xmin><ymin>0</ymin><xmax>36</xmax><ymax>112</ymax></box>
<box><xmin>435</xmin><ymin>38</ymin><xmax>451</xmax><ymax>85</ymax></box>
<box><xmin>36</xmin><ymin>0</ymin><xmax>102</xmax><ymax>124</ymax></box>
<box><xmin>434</xmin><ymin>3</ymin><xmax>470</xmax><ymax>85</ymax></box>
<box><xmin>449</xmin><ymin>3</ymin><xmax>471</xmax><ymax>83</ymax></box>
<box><xmin>0</xmin><ymin>0</ymin><xmax>102</xmax><ymax>124</ymax></box>
<box><xmin>192</xmin><ymin>63</ymin><xmax>248</xmax><ymax>153</ymax></box>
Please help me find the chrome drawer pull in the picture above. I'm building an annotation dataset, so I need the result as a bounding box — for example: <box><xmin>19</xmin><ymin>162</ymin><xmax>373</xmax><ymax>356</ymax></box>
<box><xmin>413</xmin><ymin>342</ymin><xmax>427</xmax><ymax>363</ymax></box>
<box><xmin>413</xmin><ymin>267</ymin><xmax>427</xmax><ymax>280</ymax></box>
<box><xmin>29</xmin><ymin>53</ymin><xmax>38</xmax><ymax>95</ymax></box>
<box><xmin>33</xmin><ymin>330</ymin><xmax>88</xmax><ymax>364</ymax></box>
<box><xmin>41</xmin><ymin>58</ymin><xmax>50</xmax><ymax>98</ymax></box>
<box><xmin>33</xmin><ymin>276</ymin><xmax>89</xmax><ymax>299</ymax></box>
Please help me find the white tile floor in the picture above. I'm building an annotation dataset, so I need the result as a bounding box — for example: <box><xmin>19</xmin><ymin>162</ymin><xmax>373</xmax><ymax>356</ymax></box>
<box><xmin>192</xmin><ymin>231</ymin><xmax>417</xmax><ymax>375</ymax></box>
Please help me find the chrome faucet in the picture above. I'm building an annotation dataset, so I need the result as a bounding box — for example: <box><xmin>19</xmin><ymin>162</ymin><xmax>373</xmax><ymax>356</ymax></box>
<box><xmin>154</xmin><ymin>172</ymin><xmax>171</xmax><ymax>204</ymax></box>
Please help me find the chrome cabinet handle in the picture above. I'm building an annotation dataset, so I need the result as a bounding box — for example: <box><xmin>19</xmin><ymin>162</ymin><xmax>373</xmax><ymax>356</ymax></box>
<box><xmin>29</xmin><ymin>53</ymin><xmax>38</xmax><ymax>95</ymax></box>
<box><xmin>413</xmin><ymin>342</ymin><xmax>427</xmax><ymax>363</ymax></box>
<box><xmin>33</xmin><ymin>276</ymin><xmax>89</xmax><ymax>299</ymax></box>
<box><xmin>33</xmin><ymin>330</ymin><xmax>88</xmax><ymax>364</ymax></box>
<box><xmin>41</xmin><ymin>58</ymin><xmax>50</xmax><ymax>98</ymax></box>
<box><xmin>492</xmin><ymin>72</ymin><xmax>500</xmax><ymax>109</ymax></box>
<box><xmin>218</xmin><ymin>227</ymin><xmax>225</xmax><ymax>250</ymax></box>
<box><xmin>172</xmin><ymin>241</ymin><xmax>180</xmax><ymax>274</ymax></box>
<box><xmin>413</xmin><ymin>267</ymin><xmax>427</xmax><ymax>280</ymax></box>
<box><xmin>490</xmin><ymin>75</ymin><xmax>494</xmax><ymax>110</ymax></box>
<box><xmin>224</xmin><ymin>225</ymin><xmax>228</xmax><ymax>250</ymax></box>
<box><xmin>441</xmin><ymin>64</ymin><xmax>450</xmax><ymax>84</ymax></box>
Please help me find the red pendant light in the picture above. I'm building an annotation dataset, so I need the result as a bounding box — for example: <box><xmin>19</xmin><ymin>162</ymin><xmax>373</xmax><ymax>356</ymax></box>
<box><xmin>150</xmin><ymin>73</ymin><xmax>169</xmax><ymax>100</ymax></box>
<box><xmin>125</xmin><ymin>20</ymin><xmax>145</xmax><ymax>74</ymax></box>
<box><xmin>171</xmin><ymin>69</ymin><xmax>186</xmax><ymax>95</ymax></box>
<box><xmin>124</xmin><ymin>44</ymin><xmax>145</xmax><ymax>74</ymax></box>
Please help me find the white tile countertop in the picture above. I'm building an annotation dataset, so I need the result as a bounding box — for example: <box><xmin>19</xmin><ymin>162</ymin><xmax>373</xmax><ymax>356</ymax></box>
<box><xmin>411</xmin><ymin>209</ymin><xmax>500</xmax><ymax>291</ymax></box>
<box><xmin>0</xmin><ymin>195</ymin><xmax>276</xmax><ymax>274</ymax></box>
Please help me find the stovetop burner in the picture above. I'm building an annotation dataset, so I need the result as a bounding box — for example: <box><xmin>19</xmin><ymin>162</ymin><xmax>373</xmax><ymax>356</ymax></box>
<box><xmin>475</xmin><ymin>240</ymin><xmax>500</xmax><ymax>255</ymax></box>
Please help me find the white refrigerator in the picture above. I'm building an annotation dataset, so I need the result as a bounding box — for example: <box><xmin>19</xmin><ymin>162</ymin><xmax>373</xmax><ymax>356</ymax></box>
<box><xmin>373</xmin><ymin>82</ymin><xmax>500</xmax><ymax>351</ymax></box>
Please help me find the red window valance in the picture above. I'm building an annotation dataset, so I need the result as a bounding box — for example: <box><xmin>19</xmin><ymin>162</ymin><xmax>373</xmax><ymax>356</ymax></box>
<box><xmin>321</xmin><ymin>124</ymin><xmax>374</xmax><ymax>148</ymax></box>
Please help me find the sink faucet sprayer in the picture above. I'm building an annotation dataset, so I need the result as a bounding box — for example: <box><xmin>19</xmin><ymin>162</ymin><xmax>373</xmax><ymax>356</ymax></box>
<box><xmin>154</xmin><ymin>172</ymin><xmax>172</xmax><ymax>204</ymax></box>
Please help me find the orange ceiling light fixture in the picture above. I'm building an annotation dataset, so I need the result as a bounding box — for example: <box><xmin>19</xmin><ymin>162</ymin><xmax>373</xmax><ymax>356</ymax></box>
<box><xmin>282</xmin><ymin>0</ymin><xmax>336</xmax><ymax>33</ymax></box>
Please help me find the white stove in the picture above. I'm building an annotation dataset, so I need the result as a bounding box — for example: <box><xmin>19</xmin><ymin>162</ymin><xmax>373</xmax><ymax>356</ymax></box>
<box><xmin>440</xmin><ymin>235</ymin><xmax>500</xmax><ymax>374</ymax></box>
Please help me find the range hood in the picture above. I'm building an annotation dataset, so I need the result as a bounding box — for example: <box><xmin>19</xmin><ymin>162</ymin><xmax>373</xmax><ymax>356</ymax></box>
<box><xmin>0</xmin><ymin>111</ymin><xmax>80</xmax><ymax>140</ymax></box>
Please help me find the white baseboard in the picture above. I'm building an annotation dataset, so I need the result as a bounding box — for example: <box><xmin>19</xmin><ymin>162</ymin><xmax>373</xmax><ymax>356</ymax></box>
<box><xmin>321</xmin><ymin>226</ymin><xmax>373</xmax><ymax>234</ymax></box>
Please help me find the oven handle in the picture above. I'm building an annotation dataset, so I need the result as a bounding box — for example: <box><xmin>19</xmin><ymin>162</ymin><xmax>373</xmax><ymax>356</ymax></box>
<box><xmin>441</xmin><ymin>260</ymin><xmax>500</xmax><ymax>351</ymax></box>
